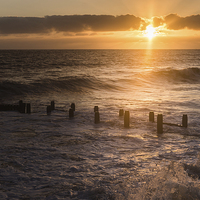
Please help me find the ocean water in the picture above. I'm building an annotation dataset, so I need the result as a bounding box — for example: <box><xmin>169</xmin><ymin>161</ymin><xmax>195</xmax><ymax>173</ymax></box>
<box><xmin>0</xmin><ymin>49</ymin><xmax>200</xmax><ymax>199</ymax></box>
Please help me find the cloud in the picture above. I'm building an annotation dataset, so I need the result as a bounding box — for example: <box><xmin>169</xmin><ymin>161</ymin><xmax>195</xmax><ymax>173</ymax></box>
<box><xmin>1</xmin><ymin>14</ymin><xmax>200</xmax><ymax>35</ymax></box>
<box><xmin>152</xmin><ymin>17</ymin><xmax>164</xmax><ymax>27</ymax></box>
<box><xmin>164</xmin><ymin>14</ymin><xmax>200</xmax><ymax>30</ymax></box>
<box><xmin>151</xmin><ymin>14</ymin><xmax>200</xmax><ymax>30</ymax></box>
<box><xmin>0</xmin><ymin>17</ymin><xmax>47</xmax><ymax>34</ymax></box>
<box><xmin>0</xmin><ymin>14</ymin><xmax>142</xmax><ymax>34</ymax></box>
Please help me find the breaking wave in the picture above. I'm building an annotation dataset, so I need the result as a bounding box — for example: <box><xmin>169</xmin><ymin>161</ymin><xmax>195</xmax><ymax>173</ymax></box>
<box><xmin>149</xmin><ymin>67</ymin><xmax>200</xmax><ymax>84</ymax></box>
<box><xmin>0</xmin><ymin>76</ymin><xmax>120</xmax><ymax>98</ymax></box>
<box><xmin>133</xmin><ymin>161</ymin><xmax>200</xmax><ymax>200</ymax></box>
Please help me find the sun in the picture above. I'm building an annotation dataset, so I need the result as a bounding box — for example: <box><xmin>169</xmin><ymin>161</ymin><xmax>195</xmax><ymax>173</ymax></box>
<box><xmin>144</xmin><ymin>25</ymin><xmax>156</xmax><ymax>40</ymax></box>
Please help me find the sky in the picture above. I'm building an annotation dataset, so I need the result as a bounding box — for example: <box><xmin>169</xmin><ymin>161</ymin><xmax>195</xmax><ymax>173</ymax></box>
<box><xmin>1</xmin><ymin>0</ymin><xmax>200</xmax><ymax>49</ymax></box>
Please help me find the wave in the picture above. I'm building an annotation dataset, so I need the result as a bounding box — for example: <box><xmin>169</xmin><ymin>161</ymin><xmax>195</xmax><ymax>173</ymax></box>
<box><xmin>0</xmin><ymin>76</ymin><xmax>120</xmax><ymax>99</ymax></box>
<box><xmin>150</xmin><ymin>67</ymin><xmax>200</xmax><ymax>84</ymax></box>
<box><xmin>1</xmin><ymin>67</ymin><xmax>199</xmax><ymax>101</ymax></box>
<box><xmin>115</xmin><ymin>67</ymin><xmax>200</xmax><ymax>89</ymax></box>
<box><xmin>75</xmin><ymin>161</ymin><xmax>200</xmax><ymax>199</ymax></box>
<box><xmin>132</xmin><ymin>161</ymin><xmax>200</xmax><ymax>199</ymax></box>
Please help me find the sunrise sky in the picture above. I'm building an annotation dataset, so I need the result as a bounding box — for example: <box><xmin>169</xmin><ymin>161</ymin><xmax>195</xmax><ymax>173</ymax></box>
<box><xmin>1</xmin><ymin>0</ymin><xmax>200</xmax><ymax>49</ymax></box>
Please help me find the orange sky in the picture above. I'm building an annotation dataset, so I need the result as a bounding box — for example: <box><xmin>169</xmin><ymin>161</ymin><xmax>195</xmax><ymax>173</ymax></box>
<box><xmin>1</xmin><ymin>0</ymin><xmax>200</xmax><ymax>49</ymax></box>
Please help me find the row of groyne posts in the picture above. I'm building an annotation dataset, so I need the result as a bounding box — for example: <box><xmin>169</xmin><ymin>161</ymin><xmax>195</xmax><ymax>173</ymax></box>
<box><xmin>94</xmin><ymin>107</ymin><xmax>188</xmax><ymax>133</ymax></box>
<box><xmin>0</xmin><ymin>100</ymin><xmax>31</xmax><ymax>114</ymax></box>
<box><xmin>0</xmin><ymin>101</ymin><xmax>188</xmax><ymax>133</ymax></box>
<box><xmin>122</xmin><ymin>110</ymin><xmax>187</xmax><ymax>133</ymax></box>
<box><xmin>46</xmin><ymin>101</ymin><xmax>75</xmax><ymax>117</ymax></box>
<box><xmin>149</xmin><ymin>111</ymin><xmax>188</xmax><ymax>133</ymax></box>
<box><xmin>0</xmin><ymin>100</ymin><xmax>75</xmax><ymax>116</ymax></box>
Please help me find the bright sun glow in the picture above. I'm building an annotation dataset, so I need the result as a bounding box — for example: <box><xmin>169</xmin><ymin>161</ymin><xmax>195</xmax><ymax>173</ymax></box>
<box><xmin>144</xmin><ymin>25</ymin><xmax>156</xmax><ymax>39</ymax></box>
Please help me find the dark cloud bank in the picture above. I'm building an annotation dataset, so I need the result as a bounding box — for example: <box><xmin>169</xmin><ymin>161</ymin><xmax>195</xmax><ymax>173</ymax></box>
<box><xmin>0</xmin><ymin>14</ymin><xmax>200</xmax><ymax>35</ymax></box>
<box><xmin>153</xmin><ymin>14</ymin><xmax>200</xmax><ymax>30</ymax></box>
<box><xmin>0</xmin><ymin>15</ymin><xmax>141</xmax><ymax>34</ymax></box>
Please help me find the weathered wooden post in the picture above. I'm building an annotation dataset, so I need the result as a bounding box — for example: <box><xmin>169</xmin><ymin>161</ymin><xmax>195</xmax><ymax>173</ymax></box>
<box><xmin>149</xmin><ymin>112</ymin><xmax>154</xmax><ymax>122</ymax></box>
<box><xmin>19</xmin><ymin>100</ymin><xmax>23</xmax><ymax>106</ymax></box>
<box><xmin>157</xmin><ymin>114</ymin><xmax>163</xmax><ymax>134</ymax></box>
<box><xmin>69</xmin><ymin>108</ymin><xmax>74</xmax><ymax>118</ymax></box>
<box><xmin>94</xmin><ymin>111</ymin><xmax>100</xmax><ymax>123</ymax></box>
<box><xmin>19</xmin><ymin>100</ymin><xmax>23</xmax><ymax>113</ymax></box>
<box><xmin>182</xmin><ymin>114</ymin><xmax>188</xmax><ymax>128</ymax></box>
<box><xmin>51</xmin><ymin>101</ymin><xmax>55</xmax><ymax>110</ymax></box>
<box><xmin>71</xmin><ymin>103</ymin><xmax>75</xmax><ymax>111</ymax></box>
<box><xmin>8</xmin><ymin>104</ymin><xmax>12</xmax><ymax>111</ymax></box>
<box><xmin>119</xmin><ymin>109</ymin><xmax>124</xmax><ymax>116</ymax></box>
<box><xmin>19</xmin><ymin>102</ymin><xmax>26</xmax><ymax>113</ymax></box>
<box><xmin>26</xmin><ymin>103</ymin><xmax>31</xmax><ymax>114</ymax></box>
<box><xmin>124</xmin><ymin>111</ymin><xmax>130</xmax><ymax>128</ymax></box>
<box><xmin>94</xmin><ymin>106</ymin><xmax>98</xmax><ymax>112</ymax></box>
<box><xmin>22</xmin><ymin>103</ymin><xmax>26</xmax><ymax>113</ymax></box>
<box><xmin>47</xmin><ymin>105</ymin><xmax>51</xmax><ymax>115</ymax></box>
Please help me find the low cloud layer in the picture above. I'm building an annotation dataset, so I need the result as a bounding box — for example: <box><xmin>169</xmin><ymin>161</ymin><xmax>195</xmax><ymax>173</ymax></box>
<box><xmin>153</xmin><ymin>14</ymin><xmax>200</xmax><ymax>30</ymax></box>
<box><xmin>164</xmin><ymin>14</ymin><xmax>200</xmax><ymax>30</ymax></box>
<box><xmin>1</xmin><ymin>14</ymin><xmax>200</xmax><ymax>35</ymax></box>
<box><xmin>0</xmin><ymin>15</ymin><xmax>142</xmax><ymax>34</ymax></box>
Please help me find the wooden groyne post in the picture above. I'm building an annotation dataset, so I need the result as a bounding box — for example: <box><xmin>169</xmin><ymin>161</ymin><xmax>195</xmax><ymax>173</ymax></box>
<box><xmin>149</xmin><ymin>112</ymin><xmax>154</xmax><ymax>122</ymax></box>
<box><xmin>26</xmin><ymin>103</ymin><xmax>31</xmax><ymax>114</ymax></box>
<box><xmin>69</xmin><ymin>108</ymin><xmax>74</xmax><ymax>118</ymax></box>
<box><xmin>51</xmin><ymin>101</ymin><xmax>55</xmax><ymax>110</ymax></box>
<box><xmin>157</xmin><ymin>114</ymin><xmax>163</xmax><ymax>134</ymax></box>
<box><xmin>94</xmin><ymin>106</ymin><xmax>98</xmax><ymax>112</ymax></box>
<box><xmin>119</xmin><ymin>109</ymin><xmax>124</xmax><ymax>116</ymax></box>
<box><xmin>124</xmin><ymin>111</ymin><xmax>130</xmax><ymax>128</ymax></box>
<box><xmin>47</xmin><ymin>105</ymin><xmax>51</xmax><ymax>115</ymax></box>
<box><xmin>19</xmin><ymin>100</ymin><xmax>26</xmax><ymax>113</ymax></box>
<box><xmin>94</xmin><ymin>111</ymin><xmax>100</xmax><ymax>123</ymax></box>
<box><xmin>71</xmin><ymin>103</ymin><xmax>75</xmax><ymax>111</ymax></box>
<box><xmin>182</xmin><ymin>114</ymin><xmax>188</xmax><ymax>127</ymax></box>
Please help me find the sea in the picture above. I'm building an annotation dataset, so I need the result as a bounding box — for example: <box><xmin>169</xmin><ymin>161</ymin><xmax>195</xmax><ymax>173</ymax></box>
<box><xmin>0</xmin><ymin>49</ymin><xmax>200</xmax><ymax>199</ymax></box>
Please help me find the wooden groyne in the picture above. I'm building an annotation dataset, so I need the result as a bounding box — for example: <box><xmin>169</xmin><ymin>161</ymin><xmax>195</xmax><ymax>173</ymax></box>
<box><xmin>148</xmin><ymin>112</ymin><xmax>188</xmax><ymax>134</ymax></box>
<box><xmin>0</xmin><ymin>101</ymin><xmax>189</xmax><ymax>134</ymax></box>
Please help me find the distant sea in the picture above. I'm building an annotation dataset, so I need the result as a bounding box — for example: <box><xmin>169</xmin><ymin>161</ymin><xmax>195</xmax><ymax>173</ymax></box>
<box><xmin>1</xmin><ymin>49</ymin><xmax>200</xmax><ymax>199</ymax></box>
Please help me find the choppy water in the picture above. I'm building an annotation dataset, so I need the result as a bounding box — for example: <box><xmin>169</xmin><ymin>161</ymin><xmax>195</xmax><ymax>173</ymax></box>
<box><xmin>1</xmin><ymin>49</ymin><xmax>200</xmax><ymax>199</ymax></box>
